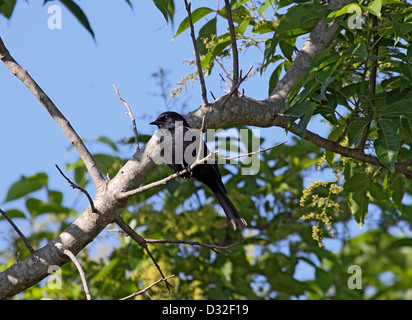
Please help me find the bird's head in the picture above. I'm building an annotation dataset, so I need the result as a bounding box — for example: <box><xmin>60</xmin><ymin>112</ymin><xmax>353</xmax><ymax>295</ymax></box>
<box><xmin>150</xmin><ymin>111</ymin><xmax>191</xmax><ymax>130</ymax></box>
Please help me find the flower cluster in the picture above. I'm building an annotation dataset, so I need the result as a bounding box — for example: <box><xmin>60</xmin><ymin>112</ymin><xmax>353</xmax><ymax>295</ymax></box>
<box><xmin>300</xmin><ymin>179</ymin><xmax>343</xmax><ymax>247</ymax></box>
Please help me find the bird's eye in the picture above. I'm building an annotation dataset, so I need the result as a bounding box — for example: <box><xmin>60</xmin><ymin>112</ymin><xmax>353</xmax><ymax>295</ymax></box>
<box><xmin>163</xmin><ymin>116</ymin><xmax>169</xmax><ymax>121</ymax></box>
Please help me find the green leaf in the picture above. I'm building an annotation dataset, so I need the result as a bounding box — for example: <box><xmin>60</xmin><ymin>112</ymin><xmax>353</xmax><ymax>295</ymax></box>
<box><xmin>374</xmin><ymin>119</ymin><xmax>400</xmax><ymax>172</ymax></box>
<box><xmin>279</xmin><ymin>40</ymin><xmax>294</xmax><ymax>61</ymax></box>
<box><xmin>407</xmin><ymin>43</ymin><xmax>412</xmax><ymax>60</ymax></box>
<box><xmin>152</xmin><ymin>0</ymin><xmax>174</xmax><ymax>24</ymax></box>
<box><xmin>344</xmin><ymin>172</ymin><xmax>370</xmax><ymax>192</ymax></box>
<box><xmin>383</xmin><ymin>98</ymin><xmax>412</xmax><ymax>119</ymax></box>
<box><xmin>0</xmin><ymin>0</ymin><xmax>16</xmax><ymax>19</ymax></box>
<box><xmin>174</xmin><ymin>7</ymin><xmax>214</xmax><ymax>38</ymax></box>
<box><xmin>268</xmin><ymin>62</ymin><xmax>283</xmax><ymax>95</ymax></box>
<box><xmin>0</xmin><ymin>209</ymin><xmax>26</xmax><ymax>220</ymax></box>
<box><xmin>196</xmin><ymin>17</ymin><xmax>217</xmax><ymax>56</ymax></box>
<box><xmin>344</xmin><ymin>42</ymin><xmax>368</xmax><ymax>59</ymax></box>
<box><xmin>90</xmin><ymin>257</ymin><xmax>120</xmax><ymax>285</ymax></box>
<box><xmin>348</xmin><ymin>190</ymin><xmax>369</xmax><ymax>228</ymax></box>
<box><xmin>236</xmin><ymin>19</ymin><xmax>250</xmax><ymax>35</ymax></box>
<box><xmin>59</xmin><ymin>0</ymin><xmax>95</xmax><ymax>39</ymax></box>
<box><xmin>258</xmin><ymin>0</ymin><xmax>274</xmax><ymax>17</ymax></box>
<box><xmin>369</xmin><ymin>182</ymin><xmax>388</xmax><ymax>201</ymax></box>
<box><xmin>387</xmin><ymin>238</ymin><xmax>412</xmax><ymax>249</ymax></box>
<box><xmin>347</xmin><ymin>117</ymin><xmax>372</xmax><ymax>146</ymax></box>
<box><xmin>326</xmin><ymin>4</ymin><xmax>362</xmax><ymax>25</ymax></box>
<box><xmin>367</xmin><ymin>0</ymin><xmax>383</xmax><ymax>17</ymax></box>
<box><xmin>388</xmin><ymin>173</ymin><xmax>405</xmax><ymax>208</ymax></box>
<box><xmin>294</xmin><ymin>102</ymin><xmax>317</xmax><ymax>138</ymax></box>
<box><xmin>392</xmin><ymin>17</ymin><xmax>412</xmax><ymax>45</ymax></box>
<box><xmin>25</xmin><ymin>198</ymin><xmax>71</xmax><ymax>217</ymax></box>
<box><xmin>276</xmin><ymin>5</ymin><xmax>319</xmax><ymax>38</ymax></box>
<box><xmin>316</xmin><ymin>268</ymin><xmax>332</xmax><ymax>292</ymax></box>
<box><xmin>5</xmin><ymin>173</ymin><xmax>48</xmax><ymax>202</ymax></box>
<box><xmin>399</xmin><ymin>62</ymin><xmax>412</xmax><ymax>84</ymax></box>
<box><xmin>97</xmin><ymin>136</ymin><xmax>119</xmax><ymax>152</ymax></box>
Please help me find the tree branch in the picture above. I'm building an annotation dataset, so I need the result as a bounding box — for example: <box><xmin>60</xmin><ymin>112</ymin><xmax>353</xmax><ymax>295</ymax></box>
<box><xmin>0</xmin><ymin>208</ymin><xmax>35</xmax><ymax>254</ymax></box>
<box><xmin>55</xmin><ymin>164</ymin><xmax>96</xmax><ymax>213</ymax></box>
<box><xmin>116</xmin><ymin>149</ymin><xmax>218</xmax><ymax>200</ymax></box>
<box><xmin>119</xmin><ymin>274</ymin><xmax>175</xmax><ymax>300</ymax></box>
<box><xmin>184</xmin><ymin>0</ymin><xmax>208</xmax><ymax>105</ymax></box>
<box><xmin>218</xmin><ymin>66</ymin><xmax>252</xmax><ymax>108</ymax></box>
<box><xmin>113</xmin><ymin>82</ymin><xmax>139</xmax><ymax>150</ymax></box>
<box><xmin>224</xmin><ymin>0</ymin><xmax>239</xmax><ymax>89</ymax></box>
<box><xmin>0</xmin><ymin>37</ymin><xmax>105</xmax><ymax>191</ymax></box>
<box><xmin>63</xmin><ymin>249</ymin><xmax>92</xmax><ymax>300</ymax></box>
<box><xmin>268</xmin><ymin>0</ymin><xmax>351</xmax><ymax>105</ymax></box>
<box><xmin>144</xmin><ymin>238</ymin><xmax>245</xmax><ymax>255</ymax></box>
<box><xmin>115</xmin><ymin>216</ymin><xmax>173</xmax><ymax>293</ymax></box>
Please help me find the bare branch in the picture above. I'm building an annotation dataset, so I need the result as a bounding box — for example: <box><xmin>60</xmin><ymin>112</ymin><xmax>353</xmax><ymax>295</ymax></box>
<box><xmin>222</xmin><ymin>141</ymin><xmax>287</xmax><ymax>161</ymax></box>
<box><xmin>224</xmin><ymin>0</ymin><xmax>239</xmax><ymax>88</ymax></box>
<box><xmin>119</xmin><ymin>274</ymin><xmax>175</xmax><ymax>300</ymax></box>
<box><xmin>184</xmin><ymin>0</ymin><xmax>208</xmax><ymax>105</ymax></box>
<box><xmin>55</xmin><ymin>164</ymin><xmax>96</xmax><ymax>213</ymax></box>
<box><xmin>145</xmin><ymin>238</ymin><xmax>245</xmax><ymax>255</ymax></box>
<box><xmin>208</xmin><ymin>48</ymin><xmax>232</xmax><ymax>84</ymax></box>
<box><xmin>116</xmin><ymin>150</ymin><xmax>218</xmax><ymax>200</ymax></box>
<box><xmin>115</xmin><ymin>216</ymin><xmax>173</xmax><ymax>293</ymax></box>
<box><xmin>113</xmin><ymin>82</ymin><xmax>139</xmax><ymax>150</ymax></box>
<box><xmin>0</xmin><ymin>208</ymin><xmax>34</xmax><ymax>254</ymax></box>
<box><xmin>0</xmin><ymin>37</ymin><xmax>105</xmax><ymax>191</ymax></box>
<box><xmin>63</xmin><ymin>249</ymin><xmax>92</xmax><ymax>300</ymax></box>
<box><xmin>219</xmin><ymin>66</ymin><xmax>253</xmax><ymax>108</ymax></box>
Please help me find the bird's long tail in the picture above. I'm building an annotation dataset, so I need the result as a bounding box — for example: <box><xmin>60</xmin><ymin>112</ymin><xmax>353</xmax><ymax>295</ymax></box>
<box><xmin>211</xmin><ymin>186</ymin><xmax>247</xmax><ymax>230</ymax></box>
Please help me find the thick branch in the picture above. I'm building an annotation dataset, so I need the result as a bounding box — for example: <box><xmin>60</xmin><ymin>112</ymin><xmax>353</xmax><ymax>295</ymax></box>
<box><xmin>0</xmin><ymin>37</ymin><xmax>105</xmax><ymax>191</ymax></box>
<box><xmin>185</xmin><ymin>96</ymin><xmax>412</xmax><ymax>180</ymax></box>
<box><xmin>268</xmin><ymin>0</ymin><xmax>351</xmax><ymax>106</ymax></box>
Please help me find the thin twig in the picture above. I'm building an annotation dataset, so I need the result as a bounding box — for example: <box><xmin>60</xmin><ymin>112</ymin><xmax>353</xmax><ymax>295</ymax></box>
<box><xmin>224</xmin><ymin>0</ymin><xmax>239</xmax><ymax>88</ymax></box>
<box><xmin>195</xmin><ymin>116</ymin><xmax>206</xmax><ymax>164</ymax></box>
<box><xmin>63</xmin><ymin>249</ymin><xmax>92</xmax><ymax>300</ymax></box>
<box><xmin>119</xmin><ymin>274</ymin><xmax>175</xmax><ymax>300</ymax></box>
<box><xmin>184</xmin><ymin>0</ymin><xmax>208</xmax><ymax>105</ymax></box>
<box><xmin>115</xmin><ymin>216</ymin><xmax>173</xmax><ymax>293</ymax></box>
<box><xmin>208</xmin><ymin>48</ymin><xmax>233</xmax><ymax>84</ymax></box>
<box><xmin>219</xmin><ymin>73</ymin><xmax>231</xmax><ymax>93</ymax></box>
<box><xmin>145</xmin><ymin>238</ymin><xmax>245</xmax><ymax>255</ymax></box>
<box><xmin>116</xmin><ymin>150</ymin><xmax>218</xmax><ymax>199</ymax></box>
<box><xmin>222</xmin><ymin>141</ymin><xmax>287</xmax><ymax>161</ymax></box>
<box><xmin>0</xmin><ymin>208</ymin><xmax>34</xmax><ymax>254</ymax></box>
<box><xmin>0</xmin><ymin>37</ymin><xmax>105</xmax><ymax>191</ymax></box>
<box><xmin>219</xmin><ymin>66</ymin><xmax>253</xmax><ymax>108</ymax></box>
<box><xmin>113</xmin><ymin>82</ymin><xmax>139</xmax><ymax>150</ymax></box>
<box><xmin>55</xmin><ymin>164</ymin><xmax>96</xmax><ymax>213</ymax></box>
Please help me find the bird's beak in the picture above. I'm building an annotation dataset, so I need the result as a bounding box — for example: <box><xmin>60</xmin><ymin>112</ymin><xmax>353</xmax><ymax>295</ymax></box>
<box><xmin>149</xmin><ymin>120</ymin><xmax>160</xmax><ymax>126</ymax></box>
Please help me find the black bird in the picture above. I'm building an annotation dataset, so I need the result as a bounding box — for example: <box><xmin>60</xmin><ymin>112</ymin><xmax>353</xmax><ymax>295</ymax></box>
<box><xmin>150</xmin><ymin>111</ymin><xmax>247</xmax><ymax>230</ymax></box>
